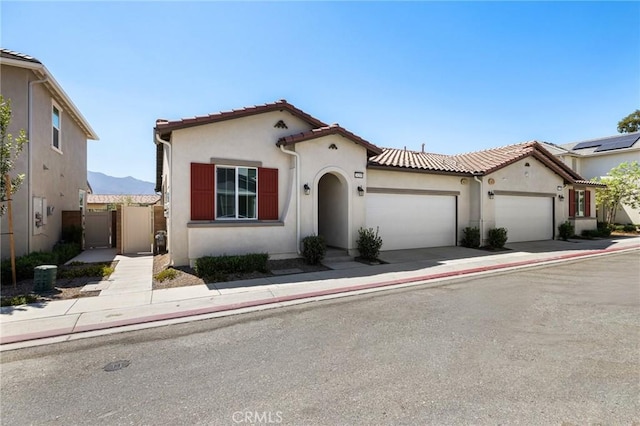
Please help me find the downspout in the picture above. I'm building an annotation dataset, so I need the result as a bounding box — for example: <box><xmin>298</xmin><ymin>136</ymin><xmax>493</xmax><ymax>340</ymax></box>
<box><xmin>28</xmin><ymin>76</ymin><xmax>49</xmax><ymax>253</ymax></box>
<box><xmin>473</xmin><ymin>175</ymin><xmax>484</xmax><ymax>246</ymax></box>
<box><xmin>155</xmin><ymin>133</ymin><xmax>172</xmax><ymax>262</ymax></box>
<box><xmin>279</xmin><ymin>144</ymin><xmax>301</xmax><ymax>255</ymax></box>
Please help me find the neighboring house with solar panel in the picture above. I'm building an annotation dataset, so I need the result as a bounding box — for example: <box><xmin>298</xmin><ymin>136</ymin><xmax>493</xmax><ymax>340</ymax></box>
<box><xmin>0</xmin><ymin>48</ymin><xmax>99</xmax><ymax>257</ymax></box>
<box><xmin>545</xmin><ymin>132</ymin><xmax>640</xmax><ymax>225</ymax></box>
<box><xmin>155</xmin><ymin>100</ymin><xmax>603</xmax><ymax>267</ymax></box>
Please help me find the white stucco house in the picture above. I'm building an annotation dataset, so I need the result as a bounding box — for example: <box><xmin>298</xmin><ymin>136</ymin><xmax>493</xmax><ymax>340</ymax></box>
<box><xmin>155</xmin><ymin>100</ymin><xmax>603</xmax><ymax>266</ymax></box>
<box><xmin>0</xmin><ymin>48</ymin><xmax>99</xmax><ymax>257</ymax></box>
<box><xmin>544</xmin><ymin>132</ymin><xmax>639</xmax><ymax>224</ymax></box>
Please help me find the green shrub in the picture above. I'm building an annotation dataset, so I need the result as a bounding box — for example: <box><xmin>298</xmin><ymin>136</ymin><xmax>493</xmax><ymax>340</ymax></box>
<box><xmin>597</xmin><ymin>222</ymin><xmax>612</xmax><ymax>237</ymax></box>
<box><xmin>487</xmin><ymin>227</ymin><xmax>508</xmax><ymax>249</ymax></box>
<box><xmin>1</xmin><ymin>294</ymin><xmax>39</xmax><ymax>307</ymax></box>
<box><xmin>558</xmin><ymin>221</ymin><xmax>574</xmax><ymax>241</ymax></box>
<box><xmin>302</xmin><ymin>235</ymin><xmax>326</xmax><ymax>265</ymax></box>
<box><xmin>460</xmin><ymin>227</ymin><xmax>481</xmax><ymax>248</ymax></box>
<box><xmin>614</xmin><ymin>224</ymin><xmax>625</xmax><ymax>231</ymax></box>
<box><xmin>623</xmin><ymin>224</ymin><xmax>637</xmax><ymax>233</ymax></box>
<box><xmin>195</xmin><ymin>253</ymin><xmax>269</xmax><ymax>281</ymax></box>
<box><xmin>357</xmin><ymin>227</ymin><xmax>383</xmax><ymax>261</ymax></box>
<box><xmin>154</xmin><ymin>268</ymin><xmax>179</xmax><ymax>282</ymax></box>
<box><xmin>61</xmin><ymin>225</ymin><xmax>83</xmax><ymax>245</ymax></box>
<box><xmin>58</xmin><ymin>263</ymin><xmax>114</xmax><ymax>279</ymax></box>
<box><xmin>581</xmin><ymin>229</ymin><xmax>599</xmax><ymax>239</ymax></box>
<box><xmin>1</xmin><ymin>243</ymin><xmax>82</xmax><ymax>283</ymax></box>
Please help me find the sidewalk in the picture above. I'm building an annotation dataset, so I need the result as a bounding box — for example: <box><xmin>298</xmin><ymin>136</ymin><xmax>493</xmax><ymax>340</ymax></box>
<box><xmin>2</xmin><ymin>237</ymin><xmax>639</xmax><ymax>350</ymax></box>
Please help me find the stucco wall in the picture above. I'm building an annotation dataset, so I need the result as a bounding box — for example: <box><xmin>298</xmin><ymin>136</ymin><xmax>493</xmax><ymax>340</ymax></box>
<box><xmin>168</xmin><ymin>111</ymin><xmax>314</xmax><ymax>265</ymax></box>
<box><xmin>0</xmin><ymin>64</ymin><xmax>89</xmax><ymax>258</ymax></box>
<box><xmin>578</xmin><ymin>150</ymin><xmax>640</xmax><ymax>180</ymax></box>
<box><xmin>483</xmin><ymin>157</ymin><xmax>565</xmax><ymax>240</ymax></box>
<box><xmin>366</xmin><ymin>168</ymin><xmax>471</xmax><ymax>240</ymax></box>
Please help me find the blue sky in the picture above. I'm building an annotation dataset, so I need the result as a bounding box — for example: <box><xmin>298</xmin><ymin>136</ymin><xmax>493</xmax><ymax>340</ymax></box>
<box><xmin>2</xmin><ymin>1</ymin><xmax>639</xmax><ymax>183</ymax></box>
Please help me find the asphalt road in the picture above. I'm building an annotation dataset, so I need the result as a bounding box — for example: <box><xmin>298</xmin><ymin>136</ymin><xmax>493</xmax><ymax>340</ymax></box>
<box><xmin>1</xmin><ymin>251</ymin><xmax>639</xmax><ymax>425</ymax></box>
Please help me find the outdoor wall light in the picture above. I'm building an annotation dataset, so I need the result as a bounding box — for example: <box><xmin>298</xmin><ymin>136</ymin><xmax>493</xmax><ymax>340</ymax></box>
<box><xmin>357</xmin><ymin>186</ymin><xmax>365</xmax><ymax>196</ymax></box>
<box><xmin>303</xmin><ymin>183</ymin><xmax>311</xmax><ymax>195</ymax></box>
<box><xmin>558</xmin><ymin>194</ymin><xmax>565</xmax><ymax>201</ymax></box>
<box><xmin>557</xmin><ymin>185</ymin><xmax>563</xmax><ymax>191</ymax></box>
<box><xmin>488</xmin><ymin>190</ymin><xmax>495</xmax><ymax>199</ymax></box>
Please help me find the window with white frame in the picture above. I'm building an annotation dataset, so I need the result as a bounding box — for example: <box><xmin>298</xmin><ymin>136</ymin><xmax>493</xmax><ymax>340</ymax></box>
<box><xmin>575</xmin><ymin>189</ymin><xmax>585</xmax><ymax>217</ymax></box>
<box><xmin>216</xmin><ymin>166</ymin><xmax>257</xmax><ymax>219</ymax></box>
<box><xmin>52</xmin><ymin>102</ymin><xmax>61</xmax><ymax>151</ymax></box>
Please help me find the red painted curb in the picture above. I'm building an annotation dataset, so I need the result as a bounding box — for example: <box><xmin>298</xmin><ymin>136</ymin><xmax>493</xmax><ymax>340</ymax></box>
<box><xmin>2</xmin><ymin>244</ymin><xmax>639</xmax><ymax>345</ymax></box>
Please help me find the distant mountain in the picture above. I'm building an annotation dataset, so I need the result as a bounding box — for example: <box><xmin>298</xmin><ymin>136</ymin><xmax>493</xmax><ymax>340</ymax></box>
<box><xmin>88</xmin><ymin>171</ymin><xmax>156</xmax><ymax>195</ymax></box>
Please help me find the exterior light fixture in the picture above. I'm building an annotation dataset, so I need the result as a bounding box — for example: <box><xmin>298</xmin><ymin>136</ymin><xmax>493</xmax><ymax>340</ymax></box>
<box><xmin>488</xmin><ymin>190</ymin><xmax>495</xmax><ymax>199</ymax></box>
<box><xmin>303</xmin><ymin>183</ymin><xmax>310</xmax><ymax>195</ymax></box>
<box><xmin>557</xmin><ymin>185</ymin><xmax>563</xmax><ymax>191</ymax></box>
<box><xmin>558</xmin><ymin>194</ymin><xmax>565</xmax><ymax>201</ymax></box>
<box><xmin>357</xmin><ymin>186</ymin><xmax>365</xmax><ymax>196</ymax></box>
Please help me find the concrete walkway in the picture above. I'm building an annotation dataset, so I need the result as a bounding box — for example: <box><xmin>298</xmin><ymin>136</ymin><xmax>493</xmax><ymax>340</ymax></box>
<box><xmin>1</xmin><ymin>237</ymin><xmax>639</xmax><ymax>350</ymax></box>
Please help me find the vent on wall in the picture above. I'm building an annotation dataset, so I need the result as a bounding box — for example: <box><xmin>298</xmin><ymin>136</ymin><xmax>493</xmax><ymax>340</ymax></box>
<box><xmin>274</xmin><ymin>120</ymin><xmax>288</xmax><ymax>129</ymax></box>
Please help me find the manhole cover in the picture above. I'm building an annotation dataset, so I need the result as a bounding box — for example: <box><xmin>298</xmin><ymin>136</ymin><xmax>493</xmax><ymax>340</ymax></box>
<box><xmin>103</xmin><ymin>360</ymin><xmax>130</xmax><ymax>372</ymax></box>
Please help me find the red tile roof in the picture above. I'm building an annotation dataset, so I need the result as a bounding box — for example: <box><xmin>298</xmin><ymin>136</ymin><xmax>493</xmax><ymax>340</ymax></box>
<box><xmin>87</xmin><ymin>194</ymin><xmax>160</xmax><ymax>205</ymax></box>
<box><xmin>155</xmin><ymin>99</ymin><xmax>327</xmax><ymax>135</ymax></box>
<box><xmin>276</xmin><ymin>124</ymin><xmax>383</xmax><ymax>156</ymax></box>
<box><xmin>370</xmin><ymin>141</ymin><xmax>596</xmax><ymax>184</ymax></box>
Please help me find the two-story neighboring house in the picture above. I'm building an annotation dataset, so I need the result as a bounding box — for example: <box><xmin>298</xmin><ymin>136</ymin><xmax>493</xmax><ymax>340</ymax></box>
<box><xmin>545</xmin><ymin>132</ymin><xmax>640</xmax><ymax>225</ymax></box>
<box><xmin>0</xmin><ymin>48</ymin><xmax>99</xmax><ymax>257</ymax></box>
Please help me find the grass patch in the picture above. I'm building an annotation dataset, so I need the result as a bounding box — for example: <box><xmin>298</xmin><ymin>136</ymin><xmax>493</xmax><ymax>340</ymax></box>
<box><xmin>58</xmin><ymin>263</ymin><xmax>115</xmax><ymax>279</ymax></box>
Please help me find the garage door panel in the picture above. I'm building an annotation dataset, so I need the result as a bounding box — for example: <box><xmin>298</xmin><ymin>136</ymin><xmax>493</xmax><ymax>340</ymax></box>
<box><xmin>495</xmin><ymin>196</ymin><xmax>552</xmax><ymax>243</ymax></box>
<box><xmin>366</xmin><ymin>194</ymin><xmax>456</xmax><ymax>250</ymax></box>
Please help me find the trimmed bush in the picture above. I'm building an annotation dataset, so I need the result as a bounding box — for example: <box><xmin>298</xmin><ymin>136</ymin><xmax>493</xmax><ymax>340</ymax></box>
<box><xmin>558</xmin><ymin>221</ymin><xmax>574</xmax><ymax>241</ymax></box>
<box><xmin>61</xmin><ymin>225</ymin><xmax>83</xmax><ymax>245</ymax></box>
<box><xmin>302</xmin><ymin>235</ymin><xmax>326</xmax><ymax>265</ymax></box>
<box><xmin>357</xmin><ymin>227</ymin><xmax>383</xmax><ymax>261</ymax></box>
<box><xmin>581</xmin><ymin>229</ymin><xmax>599</xmax><ymax>239</ymax></box>
<box><xmin>1</xmin><ymin>294</ymin><xmax>39</xmax><ymax>307</ymax></box>
<box><xmin>460</xmin><ymin>227</ymin><xmax>481</xmax><ymax>248</ymax></box>
<box><xmin>623</xmin><ymin>224</ymin><xmax>637</xmax><ymax>233</ymax></box>
<box><xmin>1</xmin><ymin>242</ymin><xmax>81</xmax><ymax>283</ymax></box>
<box><xmin>195</xmin><ymin>253</ymin><xmax>269</xmax><ymax>282</ymax></box>
<box><xmin>487</xmin><ymin>227</ymin><xmax>508</xmax><ymax>249</ymax></box>
<box><xmin>597</xmin><ymin>222</ymin><xmax>612</xmax><ymax>237</ymax></box>
<box><xmin>58</xmin><ymin>263</ymin><xmax>114</xmax><ymax>279</ymax></box>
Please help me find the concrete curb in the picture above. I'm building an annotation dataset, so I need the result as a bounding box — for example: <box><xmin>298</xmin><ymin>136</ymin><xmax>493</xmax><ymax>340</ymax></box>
<box><xmin>1</xmin><ymin>244</ymin><xmax>639</xmax><ymax>348</ymax></box>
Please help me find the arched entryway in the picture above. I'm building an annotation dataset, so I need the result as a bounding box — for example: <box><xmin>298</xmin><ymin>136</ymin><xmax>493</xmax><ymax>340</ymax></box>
<box><xmin>317</xmin><ymin>172</ymin><xmax>349</xmax><ymax>249</ymax></box>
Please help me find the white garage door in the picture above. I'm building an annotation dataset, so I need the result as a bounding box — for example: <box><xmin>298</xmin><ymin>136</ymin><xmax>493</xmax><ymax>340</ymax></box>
<box><xmin>495</xmin><ymin>195</ymin><xmax>553</xmax><ymax>242</ymax></box>
<box><xmin>366</xmin><ymin>193</ymin><xmax>456</xmax><ymax>250</ymax></box>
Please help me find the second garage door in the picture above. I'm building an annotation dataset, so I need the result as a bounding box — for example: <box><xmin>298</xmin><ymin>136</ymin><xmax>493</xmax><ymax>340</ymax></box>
<box><xmin>366</xmin><ymin>193</ymin><xmax>456</xmax><ymax>251</ymax></box>
<box><xmin>494</xmin><ymin>195</ymin><xmax>553</xmax><ymax>242</ymax></box>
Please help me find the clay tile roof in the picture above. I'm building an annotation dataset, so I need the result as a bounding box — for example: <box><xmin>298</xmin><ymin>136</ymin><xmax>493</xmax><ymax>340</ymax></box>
<box><xmin>450</xmin><ymin>141</ymin><xmax>538</xmax><ymax>174</ymax></box>
<box><xmin>87</xmin><ymin>194</ymin><xmax>161</xmax><ymax>205</ymax></box>
<box><xmin>369</xmin><ymin>148</ymin><xmax>469</xmax><ymax>174</ymax></box>
<box><xmin>0</xmin><ymin>48</ymin><xmax>41</xmax><ymax>64</ymax></box>
<box><xmin>154</xmin><ymin>99</ymin><xmax>327</xmax><ymax>134</ymax></box>
<box><xmin>276</xmin><ymin>124</ymin><xmax>383</xmax><ymax>156</ymax></box>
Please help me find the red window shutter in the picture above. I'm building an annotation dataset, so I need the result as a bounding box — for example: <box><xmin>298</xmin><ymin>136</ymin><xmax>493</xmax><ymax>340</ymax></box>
<box><xmin>191</xmin><ymin>163</ymin><xmax>215</xmax><ymax>220</ymax></box>
<box><xmin>258</xmin><ymin>167</ymin><xmax>278</xmax><ymax>220</ymax></box>
<box><xmin>585</xmin><ymin>190</ymin><xmax>591</xmax><ymax>217</ymax></box>
<box><xmin>568</xmin><ymin>189</ymin><xmax>575</xmax><ymax>217</ymax></box>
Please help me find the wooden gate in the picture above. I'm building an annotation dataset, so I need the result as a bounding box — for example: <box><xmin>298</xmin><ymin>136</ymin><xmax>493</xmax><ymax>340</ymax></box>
<box><xmin>85</xmin><ymin>211</ymin><xmax>111</xmax><ymax>248</ymax></box>
<box><xmin>122</xmin><ymin>206</ymin><xmax>153</xmax><ymax>254</ymax></box>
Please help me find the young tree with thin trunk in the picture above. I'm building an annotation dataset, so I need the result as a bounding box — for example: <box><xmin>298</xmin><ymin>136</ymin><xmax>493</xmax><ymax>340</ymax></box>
<box><xmin>594</xmin><ymin>161</ymin><xmax>640</xmax><ymax>224</ymax></box>
<box><xmin>1</xmin><ymin>95</ymin><xmax>27</xmax><ymax>215</ymax></box>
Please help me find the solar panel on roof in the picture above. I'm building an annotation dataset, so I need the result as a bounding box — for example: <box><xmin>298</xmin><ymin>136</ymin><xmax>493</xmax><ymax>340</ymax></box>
<box><xmin>572</xmin><ymin>133</ymin><xmax>640</xmax><ymax>150</ymax></box>
<box><xmin>595</xmin><ymin>136</ymin><xmax>640</xmax><ymax>152</ymax></box>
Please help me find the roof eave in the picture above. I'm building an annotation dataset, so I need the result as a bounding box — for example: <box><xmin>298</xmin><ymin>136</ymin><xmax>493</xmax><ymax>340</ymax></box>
<box><xmin>1</xmin><ymin>57</ymin><xmax>99</xmax><ymax>141</ymax></box>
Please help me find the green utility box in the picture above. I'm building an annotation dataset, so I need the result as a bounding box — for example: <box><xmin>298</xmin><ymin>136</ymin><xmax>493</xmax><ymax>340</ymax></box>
<box><xmin>34</xmin><ymin>265</ymin><xmax>57</xmax><ymax>292</ymax></box>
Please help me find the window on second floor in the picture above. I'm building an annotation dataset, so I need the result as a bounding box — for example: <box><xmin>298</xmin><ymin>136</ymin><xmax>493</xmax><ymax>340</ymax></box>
<box><xmin>52</xmin><ymin>102</ymin><xmax>61</xmax><ymax>152</ymax></box>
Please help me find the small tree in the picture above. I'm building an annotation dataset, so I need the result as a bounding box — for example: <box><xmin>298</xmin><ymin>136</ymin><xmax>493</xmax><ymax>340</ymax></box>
<box><xmin>594</xmin><ymin>161</ymin><xmax>640</xmax><ymax>224</ymax></box>
<box><xmin>0</xmin><ymin>96</ymin><xmax>27</xmax><ymax>215</ymax></box>
<box><xmin>617</xmin><ymin>109</ymin><xmax>640</xmax><ymax>134</ymax></box>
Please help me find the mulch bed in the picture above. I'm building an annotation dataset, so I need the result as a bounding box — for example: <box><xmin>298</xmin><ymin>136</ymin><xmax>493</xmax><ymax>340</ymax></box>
<box><xmin>152</xmin><ymin>254</ymin><xmax>330</xmax><ymax>290</ymax></box>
